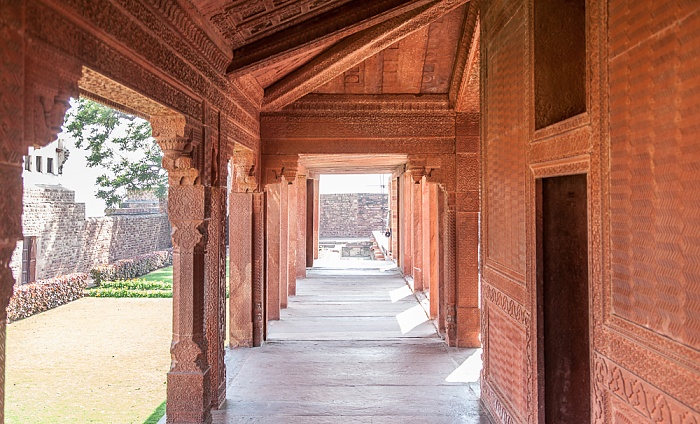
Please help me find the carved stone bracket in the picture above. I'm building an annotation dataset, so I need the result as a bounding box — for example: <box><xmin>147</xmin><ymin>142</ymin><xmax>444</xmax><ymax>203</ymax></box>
<box><xmin>407</xmin><ymin>155</ymin><xmax>442</xmax><ymax>184</ymax></box>
<box><xmin>151</xmin><ymin>114</ymin><xmax>201</xmax><ymax>186</ymax></box>
<box><xmin>262</xmin><ymin>155</ymin><xmax>299</xmax><ymax>187</ymax></box>
<box><xmin>232</xmin><ymin>149</ymin><xmax>258</xmax><ymax>192</ymax></box>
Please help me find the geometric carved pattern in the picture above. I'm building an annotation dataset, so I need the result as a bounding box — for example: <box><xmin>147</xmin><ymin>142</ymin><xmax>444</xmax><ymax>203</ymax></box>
<box><xmin>485</xmin><ymin>5</ymin><xmax>526</xmax><ymax>277</ymax></box>
<box><xmin>608</xmin><ymin>1</ymin><xmax>700</xmax><ymax>349</ymax></box>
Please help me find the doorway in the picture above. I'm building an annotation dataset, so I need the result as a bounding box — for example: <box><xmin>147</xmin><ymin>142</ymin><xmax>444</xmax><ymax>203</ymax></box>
<box><xmin>537</xmin><ymin>174</ymin><xmax>590</xmax><ymax>424</ymax></box>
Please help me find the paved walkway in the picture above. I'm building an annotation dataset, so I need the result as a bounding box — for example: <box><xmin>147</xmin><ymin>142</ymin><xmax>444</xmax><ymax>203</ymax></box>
<box><xmin>214</xmin><ymin>263</ymin><xmax>491</xmax><ymax>423</ymax></box>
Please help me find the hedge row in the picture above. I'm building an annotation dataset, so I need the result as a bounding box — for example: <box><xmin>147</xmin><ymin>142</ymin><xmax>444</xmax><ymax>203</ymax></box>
<box><xmin>7</xmin><ymin>274</ymin><xmax>89</xmax><ymax>322</ymax></box>
<box><xmin>86</xmin><ymin>288</ymin><xmax>172</xmax><ymax>298</ymax></box>
<box><xmin>90</xmin><ymin>250</ymin><xmax>172</xmax><ymax>284</ymax></box>
<box><xmin>97</xmin><ymin>280</ymin><xmax>172</xmax><ymax>291</ymax></box>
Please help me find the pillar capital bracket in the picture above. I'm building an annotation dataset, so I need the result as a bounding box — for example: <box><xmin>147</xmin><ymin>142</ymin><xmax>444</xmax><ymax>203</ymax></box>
<box><xmin>232</xmin><ymin>149</ymin><xmax>258</xmax><ymax>192</ymax></box>
<box><xmin>151</xmin><ymin>114</ymin><xmax>201</xmax><ymax>186</ymax></box>
<box><xmin>407</xmin><ymin>155</ymin><xmax>442</xmax><ymax>184</ymax></box>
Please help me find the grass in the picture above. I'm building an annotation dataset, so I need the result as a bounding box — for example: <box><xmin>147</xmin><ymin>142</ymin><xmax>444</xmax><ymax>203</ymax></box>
<box><xmin>6</xmin><ymin>298</ymin><xmax>172</xmax><ymax>423</ymax></box>
<box><xmin>140</xmin><ymin>266</ymin><xmax>173</xmax><ymax>283</ymax></box>
<box><xmin>143</xmin><ymin>400</ymin><xmax>166</xmax><ymax>424</ymax></box>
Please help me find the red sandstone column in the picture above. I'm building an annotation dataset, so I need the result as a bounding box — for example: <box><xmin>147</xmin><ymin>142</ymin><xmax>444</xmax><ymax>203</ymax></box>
<box><xmin>204</xmin><ymin>108</ymin><xmax>226</xmax><ymax>410</ymax></box>
<box><xmin>436</xmin><ymin>189</ymin><xmax>447</xmax><ymax>335</ymax></box>
<box><xmin>306</xmin><ymin>178</ymin><xmax>315</xmax><ymax>267</ymax></box>
<box><xmin>287</xmin><ymin>178</ymin><xmax>298</xmax><ymax>296</ymax></box>
<box><xmin>229</xmin><ymin>152</ymin><xmax>261</xmax><ymax>347</ymax></box>
<box><xmin>401</xmin><ymin>173</ymin><xmax>413</xmax><ymax>277</ymax></box>
<box><xmin>280</xmin><ymin>178</ymin><xmax>289</xmax><ymax>309</ymax></box>
<box><xmin>428</xmin><ymin>183</ymin><xmax>439</xmax><ymax>319</ymax></box>
<box><xmin>206</xmin><ymin>184</ymin><xmax>226</xmax><ymax>409</ymax></box>
<box><xmin>313</xmin><ymin>179</ymin><xmax>320</xmax><ymax>260</ymax></box>
<box><xmin>265</xmin><ymin>173</ymin><xmax>282</xmax><ymax>321</ymax></box>
<box><xmin>411</xmin><ymin>177</ymin><xmax>424</xmax><ymax>291</ymax></box>
<box><xmin>154</xmin><ymin>116</ymin><xmax>211</xmax><ymax>423</ymax></box>
<box><xmin>439</xmin><ymin>189</ymin><xmax>458</xmax><ymax>346</ymax></box>
<box><xmin>251</xmin><ymin>192</ymin><xmax>266</xmax><ymax>344</ymax></box>
<box><xmin>296</xmin><ymin>173</ymin><xmax>307</xmax><ymax>279</ymax></box>
<box><xmin>229</xmin><ymin>192</ymin><xmax>253</xmax><ymax>347</ymax></box>
<box><xmin>390</xmin><ymin>177</ymin><xmax>399</xmax><ymax>259</ymax></box>
<box><xmin>421</xmin><ymin>177</ymin><xmax>431</xmax><ymax>294</ymax></box>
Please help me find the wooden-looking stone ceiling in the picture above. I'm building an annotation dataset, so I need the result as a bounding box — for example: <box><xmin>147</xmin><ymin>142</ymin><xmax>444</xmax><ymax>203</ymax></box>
<box><xmin>187</xmin><ymin>0</ymin><xmax>476</xmax><ymax>110</ymax></box>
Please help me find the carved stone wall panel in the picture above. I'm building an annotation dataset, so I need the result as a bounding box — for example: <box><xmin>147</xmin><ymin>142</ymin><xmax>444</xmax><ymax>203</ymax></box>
<box><xmin>594</xmin><ymin>353</ymin><xmax>700</xmax><ymax>424</ymax></box>
<box><xmin>608</xmin><ymin>0</ymin><xmax>700</xmax><ymax>350</ymax></box>
<box><xmin>486</xmin><ymin>303</ymin><xmax>527</xmax><ymax>423</ymax></box>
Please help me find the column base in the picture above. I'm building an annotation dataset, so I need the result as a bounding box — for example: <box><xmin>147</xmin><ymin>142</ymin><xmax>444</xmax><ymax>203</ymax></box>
<box><xmin>167</xmin><ymin>370</ymin><xmax>212</xmax><ymax>424</ymax></box>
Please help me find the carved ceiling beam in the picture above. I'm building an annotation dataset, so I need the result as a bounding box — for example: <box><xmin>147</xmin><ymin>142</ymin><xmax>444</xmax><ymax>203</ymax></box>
<box><xmin>261</xmin><ymin>0</ymin><xmax>471</xmax><ymax>112</ymax></box>
<box><xmin>448</xmin><ymin>0</ymin><xmax>480</xmax><ymax>112</ymax></box>
<box><xmin>226</xmin><ymin>0</ymin><xmax>435</xmax><ymax>77</ymax></box>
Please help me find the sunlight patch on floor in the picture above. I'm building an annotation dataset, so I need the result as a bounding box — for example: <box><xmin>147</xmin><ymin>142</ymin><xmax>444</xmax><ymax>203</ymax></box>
<box><xmin>396</xmin><ymin>303</ymin><xmax>429</xmax><ymax>334</ymax></box>
<box><xmin>445</xmin><ymin>349</ymin><xmax>482</xmax><ymax>383</ymax></box>
<box><xmin>389</xmin><ymin>285</ymin><xmax>413</xmax><ymax>303</ymax></box>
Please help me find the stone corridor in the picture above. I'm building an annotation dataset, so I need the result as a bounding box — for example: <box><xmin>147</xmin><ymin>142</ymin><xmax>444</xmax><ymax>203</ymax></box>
<box><xmin>212</xmin><ymin>265</ymin><xmax>490</xmax><ymax>423</ymax></box>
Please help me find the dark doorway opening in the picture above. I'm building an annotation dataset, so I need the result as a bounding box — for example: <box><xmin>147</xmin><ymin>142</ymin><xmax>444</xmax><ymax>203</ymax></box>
<box><xmin>537</xmin><ymin>174</ymin><xmax>590</xmax><ymax>424</ymax></box>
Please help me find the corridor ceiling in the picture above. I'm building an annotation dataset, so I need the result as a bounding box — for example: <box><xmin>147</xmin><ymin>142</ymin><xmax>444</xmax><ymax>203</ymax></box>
<box><xmin>187</xmin><ymin>0</ymin><xmax>476</xmax><ymax>111</ymax></box>
<box><xmin>298</xmin><ymin>154</ymin><xmax>409</xmax><ymax>174</ymax></box>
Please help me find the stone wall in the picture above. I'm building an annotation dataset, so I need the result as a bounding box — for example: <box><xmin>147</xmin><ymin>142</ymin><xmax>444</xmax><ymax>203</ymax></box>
<box><xmin>10</xmin><ymin>185</ymin><xmax>171</xmax><ymax>283</ymax></box>
<box><xmin>320</xmin><ymin>193</ymin><xmax>388</xmax><ymax>239</ymax></box>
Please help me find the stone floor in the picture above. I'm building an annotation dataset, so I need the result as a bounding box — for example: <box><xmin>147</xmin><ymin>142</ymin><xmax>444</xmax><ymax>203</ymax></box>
<box><xmin>212</xmin><ymin>262</ymin><xmax>492</xmax><ymax>423</ymax></box>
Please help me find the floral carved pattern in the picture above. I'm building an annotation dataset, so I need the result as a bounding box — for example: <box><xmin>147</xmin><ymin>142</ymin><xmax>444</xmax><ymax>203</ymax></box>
<box><xmin>594</xmin><ymin>353</ymin><xmax>700</xmax><ymax>424</ymax></box>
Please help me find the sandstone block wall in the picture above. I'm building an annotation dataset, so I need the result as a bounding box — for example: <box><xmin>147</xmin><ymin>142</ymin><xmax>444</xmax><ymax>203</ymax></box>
<box><xmin>320</xmin><ymin>193</ymin><xmax>388</xmax><ymax>239</ymax></box>
<box><xmin>10</xmin><ymin>185</ymin><xmax>172</xmax><ymax>283</ymax></box>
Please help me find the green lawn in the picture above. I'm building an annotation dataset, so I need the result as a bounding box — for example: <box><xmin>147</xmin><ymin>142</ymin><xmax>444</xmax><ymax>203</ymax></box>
<box><xmin>141</xmin><ymin>266</ymin><xmax>173</xmax><ymax>283</ymax></box>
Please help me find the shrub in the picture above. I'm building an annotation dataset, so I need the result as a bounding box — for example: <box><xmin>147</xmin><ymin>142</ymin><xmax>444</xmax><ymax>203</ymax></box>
<box><xmin>86</xmin><ymin>288</ymin><xmax>172</xmax><ymax>298</ymax></box>
<box><xmin>90</xmin><ymin>250</ymin><xmax>172</xmax><ymax>284</ymax></box>
<box><xmin>7</xmin><ymin>273</ymin><xmax>89</xmax><ymax>322</ymax></box>
<box><xmin>97</xmin><ymin>280</ymin><xmax>172</xmax><ymax>291</ymax></box>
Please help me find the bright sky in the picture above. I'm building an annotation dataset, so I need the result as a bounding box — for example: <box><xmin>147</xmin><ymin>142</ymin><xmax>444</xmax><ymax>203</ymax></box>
<box><xmin>319</xmin><ymin>174</ymin><xmax>391</xmax><ymax>194</ymax></box>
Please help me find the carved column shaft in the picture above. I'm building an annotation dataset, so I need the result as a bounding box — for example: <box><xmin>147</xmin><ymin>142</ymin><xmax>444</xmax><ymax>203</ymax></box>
<box><xmin>401</xmin><ymin>173</ymin><xmax>413</xmax><ymax>277</ymax></box>
<box><xmin>266</xmin><ymin>175</ymin><xmax>282</xmax><ymax>321</ymax></box>
<box><xmin>440</xmin><ymin>191</ymin><xmax>458</xmax><ymax>346</ymax></box>
<box><xmin>279</xmin><ymin>179</ymin><xmax>289</xmax><ymax>309</ymax></box>
<box><xmin>153</xmin><ymin>115</ymin><xmax>212</xmax><ymax>424</ymax></box>
<box><xmin>167</xmin><ymin>184</ymin><xmax>211</xmax><ymax>424</ymax></box>
<box><xmin>229</xmin><ymin>191</ymin><xmax>253</xmax><ymax>347</ymax></box>
<box><xmin>287</xmin><ymin>179</ymin><xmax>298</xmax><ymax>296</ymax></box>
<box><xmin>206</xmin><ymin>184</ymin><xmax>226</xmax><ymax>409</ymax></box>
<box><xmin>428</xmin><ymin>183</ymin><xmax>440</xmax><ymax>319</ymax></box>
<box><xmin>252</xmin><ymin>192</ymin><xmax>266</xmax><ymax>345</ymax></box>
<box><xmin>312</xmin><ymin>179</ymin><xmax>320</xmax><ymax>260</ymax></box>
<box><xmin>411</xmin><ymin>177</ymin><xmax>424</xmax><ymax>291</ymax></box>
<box><xmin>296</xmin><ymin>174</ymin><xmax>307</xmax><ymax>279</ymax></box>
<box><xmin>305</xmin><ymin>178</ymin><xmax>316</xmax><ymax>267</ymax></box>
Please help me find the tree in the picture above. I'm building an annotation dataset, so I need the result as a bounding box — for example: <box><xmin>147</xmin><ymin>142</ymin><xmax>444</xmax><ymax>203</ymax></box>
<box><xmin>63</xmin><ymin>98</ymin><xmax>167</xmax><ymax>208</ymax></box>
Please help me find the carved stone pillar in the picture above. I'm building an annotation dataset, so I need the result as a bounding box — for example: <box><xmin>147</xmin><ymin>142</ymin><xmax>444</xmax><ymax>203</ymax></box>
<box><xmin>251</xmin><ymin>192</ymin><xmax>266</xmax><ymax>344</ymax></box>
<box><xmin>204</xmin><ymin>106</ymin><xmax>226</xmax><ymax>410</ymax></box>
<box><xmin>264</xmin><ymin>164</ymin><xmax>283</xmax><ymax>321</ymax></box>
<box><xmin>279</xmin><ymin>178</ymin><xmax>289</xmax><ymax>309</ymax></box>
<box><xmin>401</xmin><ymin>172</ymin><xmax>413</xmax><ymax>277</ymax></box>
<box><xmin>229</xmin><ymin>151</ymin><xmax>258</xmax><ymax>348</ymax></box>
<box><xmin>428</xmin><ymin>183</ymin><xmax>439</xmax><ymax>319</ymax></box>
<box><xmin>411</xmin><ymin>177</ymin><xmax>424</xmax><ymax>291</ymax></box>
<box><xmin>286</xmin><ymin>173</ymin><xmax>298</xmax><ymax>296</ymax></box>
<box><xmin>296</xmin><ymin>173</ymin><xmax>307</xmax><ymax>279</ymax></box>
<box><xmin>440</xmin><ymin>189</ymin><xmax>458</xmax><ymax>346</ymax></box>
<box><xmin>313</xmin><ymin>178</ymin><xmax>320</xmax><ymax>260</ymax></box>
<box><xmin>152</xmin><ymin>115</ymin><xmax>211</xmax><ymax>424</ymax></box>
<box><xmin>306</xmin><ymin>178</ymin><xmax>316</xmax><ymax>267</ymax></box>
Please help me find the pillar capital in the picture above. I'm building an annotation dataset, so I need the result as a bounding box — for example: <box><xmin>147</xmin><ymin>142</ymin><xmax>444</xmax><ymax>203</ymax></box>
<box><xmin>407</xmin><ymin>155</ymin><xmax>442</xmax><ymax>184</ymax></box>
<box><xmin>151</xmin><ymin>114</ymin><xmax>201</xmax><ymax>186</ymax></box>
<box><xmin>232</xmin><ymin>149</ymin><xmax>258</xmax><ymax>192</ymax></box>
<box><xmin>261</xmin><ymin>155</ymin><xmax>299</xmax><ymax>186</ymax></box>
